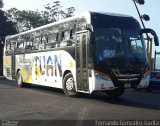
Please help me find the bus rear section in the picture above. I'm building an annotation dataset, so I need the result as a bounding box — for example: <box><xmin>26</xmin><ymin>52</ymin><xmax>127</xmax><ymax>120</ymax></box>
<box><xmin>3</xmin><ymin>38</ymin><xmax>16</xmax><ymax>80</ymax></box>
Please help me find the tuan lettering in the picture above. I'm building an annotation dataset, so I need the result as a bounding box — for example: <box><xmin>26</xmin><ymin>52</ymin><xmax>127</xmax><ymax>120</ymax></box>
<box><xmin>34</xmin><ymin>55</ymin><xmax>62</xmax><ymax>77</ymax></box>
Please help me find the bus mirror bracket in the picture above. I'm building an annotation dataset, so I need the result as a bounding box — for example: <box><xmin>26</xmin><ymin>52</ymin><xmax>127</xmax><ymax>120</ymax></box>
<box><xmin>86</xmin><ymin>24</ymin><xmax>93</xmax><ymax>31</ymax></box>
<box><xmin>139</xmin><ymin>28</ymin><xmax>159</xmax><ymax>46</ymax></box>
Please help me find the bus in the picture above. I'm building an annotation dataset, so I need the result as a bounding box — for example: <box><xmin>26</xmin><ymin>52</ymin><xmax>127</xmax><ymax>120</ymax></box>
<box><xmin>3</xmin><ymin>12</ymin><xmax>159</xmax><ymax>97</ymax></box>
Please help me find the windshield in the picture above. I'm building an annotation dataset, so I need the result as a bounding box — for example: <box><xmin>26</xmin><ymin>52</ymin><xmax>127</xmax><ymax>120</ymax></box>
<box><xmin>94</xmin><ymin>28</ymin><xmax>147</xmax><ymax>68</ymax></box>
<box><xmin>124</xmin><ymin>29</ymin><xmax>146</xmax><ymax>59</ymax></box>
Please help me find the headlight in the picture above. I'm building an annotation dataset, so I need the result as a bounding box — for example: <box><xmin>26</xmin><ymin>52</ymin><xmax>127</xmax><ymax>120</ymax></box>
<box><xmin>95</xmin><ymin>71</ymin><xmax>111</xmax><ymax>81</ymax></box>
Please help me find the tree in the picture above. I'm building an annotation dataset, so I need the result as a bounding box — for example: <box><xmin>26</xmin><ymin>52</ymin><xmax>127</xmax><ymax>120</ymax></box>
<box><xmin>42</xmin><ymin>1</ymin><xmax>76</xmax><ymax>22</ymax></box>
<box><xmin>0</xmin><ymin>0</ymin><xmax>3</xmax><ymax>8</ymax></box>
<box><xmin>0</xmin><ymin>3</ymin><xmax>17</xmax><ymax>38</ymax></box>
<box><xmin>41</xmin><ymin>1</ymin><xmax>64</xmax><ymax>23</ymax></box>
<box><xmin>0</xmin><ymin>1</ymin><xmax>17</xmax><ymax>45</ymax></box>
<box><xmin>0</xmin><ymin>0</ymin><xmax>17</xmax><ymax>75</ymax></box>
<box><xmin>6</xmin><ymin>8</ymin><xmax>43</xmax><ymax>32</ymax></box>
<box><xmin>0</xmin><ymin>0</ymin><xmax>17</xmax><ymax>43</ymax></box>
<box><xmin>61</xmin><ymin>7</ymin><xmax>76</xmax><ymax>18</ymax></box>
<box><xmin>6</xmin><ymin>1</ymin><xmax>76</xmax><ymax>31</ymax></box>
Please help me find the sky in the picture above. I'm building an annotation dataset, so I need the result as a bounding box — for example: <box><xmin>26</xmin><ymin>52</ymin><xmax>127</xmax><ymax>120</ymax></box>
<box><xmin>3</xmin><ymin>0</ymin><xmax>160</xmax><ymax>53</ymax></box>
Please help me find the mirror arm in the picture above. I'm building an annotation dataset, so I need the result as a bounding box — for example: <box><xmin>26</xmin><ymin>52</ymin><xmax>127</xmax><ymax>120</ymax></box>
<box><xmin>139</xmin><ymin>28</ymin><xmax>159</xmax><ymax>46</ymax></box>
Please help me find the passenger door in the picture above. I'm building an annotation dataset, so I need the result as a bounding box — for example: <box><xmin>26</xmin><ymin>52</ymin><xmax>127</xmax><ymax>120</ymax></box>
<box><xmin>76</xmin><ymin>31</ymin><xmax>89</xmax><ymax>91</ymax></box>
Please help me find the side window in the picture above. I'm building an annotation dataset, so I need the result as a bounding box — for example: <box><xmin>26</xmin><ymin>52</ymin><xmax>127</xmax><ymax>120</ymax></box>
<box><xmin>70</xmin><ymin>29</ymin><xmax>76</xmax><ymax>45</ymax></box>
<box><xmin>35</xmin><ymin>36</ymin><xmax>41</xmax><ymax>50</ymax></box>
<box><xmin>130</xmin><ymin>38</ymin><xmax>143</xmax><ymax>54</ymax></box>
<box><xmin>61</xmin><ymin>31</ymin><xmax>70</xmax><ymax>40</ymax></box>
<box><xmin>41</xmin><ymin>35</ymin><xmax>47</xmax><ymax>50</ymax></box>
<box><xmin>17</xmin><ymin>41</ymin><xmax>24</xmax><ymax>48</ymax></box>
<box><xmin>5</xmin><ymin>38</ymin><xmax>19</xmax><ymax>55</ymax></box>
<box><xmin>33</xmin><ymin>31</ymin><xmax>42</xmax><ymax>50</ymax></box>
<box><xmin>76</xmin><ymin>18</ymin><xmax>87</xmax><ymax>31</ymax></box>
<box><xmin>16</xmin><ymin>36</ymin><xmax>25</xmax><ymax>53</ymax></box>
<box><xmin>48</xmin><ymin>33</ymin><xmax>58</xmax><ymax>43</ymax></box>
<box><xmin>6</xmin><ymin>40</ymin><xmax>11</xmax><ymax>50</ymax></box>
<box><xmin>70</xmin><ymin>29</ymin><xmax>76</xmax><ymax>40</ymax></box>
<box><xmin>24</xmin><ymin>35</ymin><xmax>33</xmax><ymax>51</ymax></box>
<box><xmin>46</xmin><ymin>32</ymin><xmax>59</xmax><ymax>49</ymax></box>
<box><xmin>60</xmin><ymin>30</ymin><xmax>75</xmax><ymax>47</ymax></box>
<box><xmin>61</xmin><ymin>31</ymin><xmax>65</xmax><ymax>40</ymax></box>
<box><xmin>5</xmin><ymin>40</ymin><xmax>12</xmax><ymax>55</ymax></box>
<box><xmin>64</xmin><ymin>31</ymin><xmax>70</xmax><ymax>40</ymax></box>
<box><xmin>60</xmin><ymin>31</ymin><xmax>69</xmax><ymax>47</ymax></box>
<box><xmin>11</xmin><ymin>39</ymin><xmax>17</xmax><ymax>50</ymax></box>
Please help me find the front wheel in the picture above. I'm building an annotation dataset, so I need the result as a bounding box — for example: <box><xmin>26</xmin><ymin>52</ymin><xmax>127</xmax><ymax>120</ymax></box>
<box><xmin>63</xmin><ymin>73</ymin><xmax>77</xmax><ymax>97</ymax></box>
<box><xmin>106</xmin><ymin>88</ymin><xmax>125</xmax><ymax>98</ymax></box>
<box><xmin>16</xmin><ymin>71</ymin><xmax>25</xmax><ymax>88</ymax></box>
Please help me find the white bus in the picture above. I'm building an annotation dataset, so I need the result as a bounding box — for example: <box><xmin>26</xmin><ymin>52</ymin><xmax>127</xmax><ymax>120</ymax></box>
<box><xmin>3</xmin><ymin>12</ymin><xmax>159</xmax><ymax>97</ymax></box>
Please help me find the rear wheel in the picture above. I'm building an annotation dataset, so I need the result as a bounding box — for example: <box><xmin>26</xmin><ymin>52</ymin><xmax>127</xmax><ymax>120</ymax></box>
<box><xmin>16</xmin><ymin>71</ymin><xmax>25</xmax><ymax>88</ymax></box>
<box><xmin>63</xmin><ymin>73</ymin><xmax>77</xmax><ymax>97</ymax></box>
<box><xmin>106</xmin><ymin>88</ymin><xmax>125</xmax><ymax>98</ymax></box>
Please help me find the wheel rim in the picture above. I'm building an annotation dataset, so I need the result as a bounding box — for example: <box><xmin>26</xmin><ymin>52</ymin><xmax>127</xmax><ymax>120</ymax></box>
<box><xmin>66</xmin><ymin>77</ymin><xmax>74</xmax><ymax>91</ymax></box>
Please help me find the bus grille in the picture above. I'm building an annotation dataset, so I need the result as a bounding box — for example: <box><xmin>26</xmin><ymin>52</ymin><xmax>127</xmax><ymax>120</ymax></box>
<box><xmin>6</xmin><ymin>68</ymin><xmax>11</xmax><ymax>77</ymax></box>
<box><xmin>116</xmin><ymin>74</ymin><xmax>140</xmax><ymax>83</ymax></box>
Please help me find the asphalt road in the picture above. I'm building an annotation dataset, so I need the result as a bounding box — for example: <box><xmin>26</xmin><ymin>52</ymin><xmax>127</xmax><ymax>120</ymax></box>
<box><xmin>0</xmin><ymin>77</ymin><xmax>160</xmax><ymax>125</ymax></box>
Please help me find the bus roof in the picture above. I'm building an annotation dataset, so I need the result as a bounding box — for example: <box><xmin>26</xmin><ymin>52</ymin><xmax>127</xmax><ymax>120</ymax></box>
<box><xmin>5</xmin><ymin>11</ymin><xmax>132</xmax><ymax>40</ymax></box>
<box><xmin>91</xmin><ymin>11</ymin><xmax>131</xmax><ymax>18</ymax></box>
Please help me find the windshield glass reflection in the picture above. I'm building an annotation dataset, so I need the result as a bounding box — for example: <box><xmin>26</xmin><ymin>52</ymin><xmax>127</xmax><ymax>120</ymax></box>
<box><xmin>94</xmin><ymin>28</ymin><xmax>147</xmax><ymax>67</ymax></box>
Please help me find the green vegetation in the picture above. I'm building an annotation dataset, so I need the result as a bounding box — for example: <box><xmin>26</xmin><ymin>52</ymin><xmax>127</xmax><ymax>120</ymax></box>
<box><xmin>5</xmin><ymin>1</ymin><xmax>76</xmax><ymax>32</ymax></box>
<box><xmin>0</xmin><ymin>0</ymin><xmax>17</xmax><ymax>75</ymax></box>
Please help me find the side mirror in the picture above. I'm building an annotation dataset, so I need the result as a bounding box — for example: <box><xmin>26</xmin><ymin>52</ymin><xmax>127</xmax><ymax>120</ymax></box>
<box><xmin>139</xmin><ymin>28</ymin><xmax>159</xmax><ymax>46</ymax></box>
<box><xmin>154</xmin><ymin>35</ymin><xmax>159</xmax><ymax>46</ymax></box>
<box><xmin>135</xmin><ymin>0</ymin><xmax>145</xmax><ymax>5</ymax></box>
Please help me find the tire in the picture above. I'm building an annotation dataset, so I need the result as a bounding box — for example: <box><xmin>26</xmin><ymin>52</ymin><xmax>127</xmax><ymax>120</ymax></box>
<box><xmin>106</xmin><ymin>88</ymin><xmax>125</xmax><ymax>98</ymax></box>
<box><xmin>63</xmin><ymin>73</ymin><xmax>77</xmax><ymax>97</ymax></box>
<box><xmin>16</xmin><ymin>70</ymin><xmax>25</xmax><ymax>88</ymax></box>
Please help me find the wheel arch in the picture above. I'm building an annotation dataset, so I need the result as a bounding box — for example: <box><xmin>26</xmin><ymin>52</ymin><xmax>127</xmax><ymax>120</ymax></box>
<box><xmin>16</xmin><ymin>68</ymin><xmax>25</xmax><ymax>82</ymax></box>
<box><xmin>16</xmin><ymin>68</ymin><xmax>21</xmax><ymax>77</ymax></box>
<box><xmin>63</xmin><ymin>70</ymin><xmax>72</xmax><ymax>79</ymax></box>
